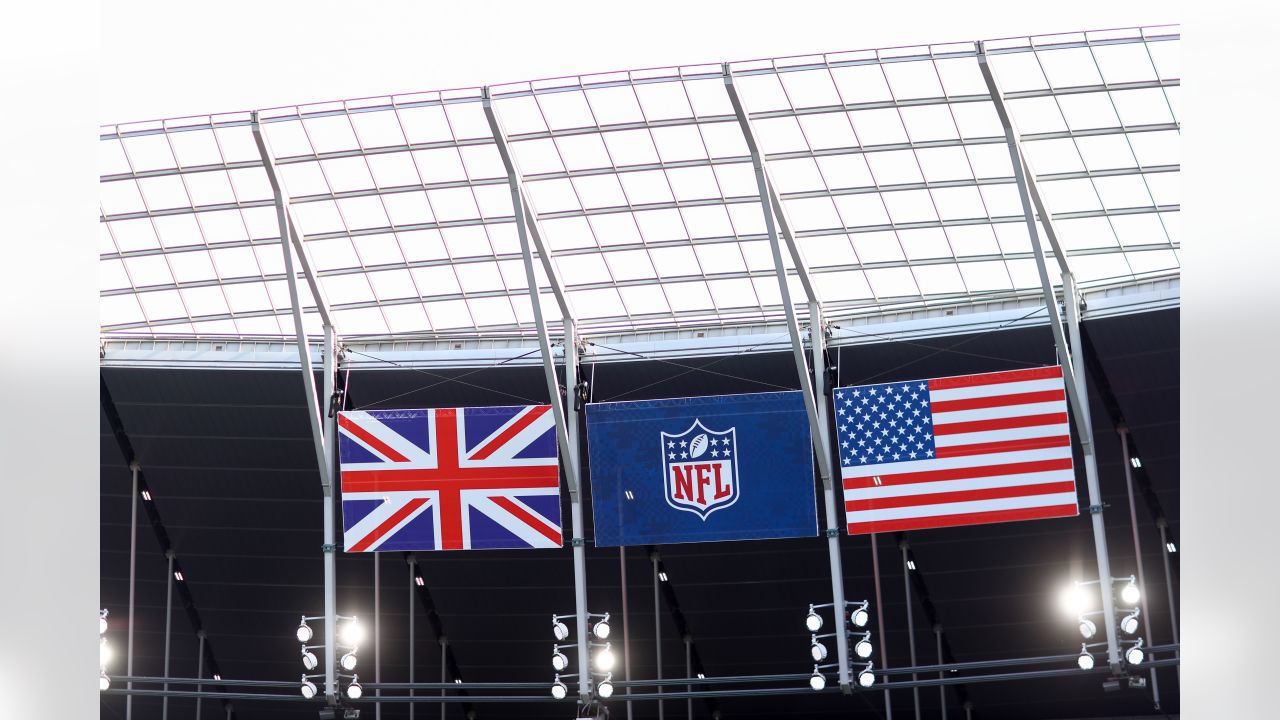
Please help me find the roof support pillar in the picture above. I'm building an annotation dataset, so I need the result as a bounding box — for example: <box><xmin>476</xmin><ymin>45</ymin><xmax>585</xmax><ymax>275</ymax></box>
<box><xmin>978</xmin><ymin>44</ymin><xmax>1121</xmax><ymax>670</ymax></box>
<box><xmin>251</xmin><ymin>113</ymin><xmax>339</xmax><ymax>702</ymax></box>
<box><xmin>483</xmin><ymin>88</ymin><xmax>592</xmax><ymax>701</ymax></box>
<box><xmin>724</xmin><ymin>65</ymin><xmax>850</xmax><ymax>692</ymax></box>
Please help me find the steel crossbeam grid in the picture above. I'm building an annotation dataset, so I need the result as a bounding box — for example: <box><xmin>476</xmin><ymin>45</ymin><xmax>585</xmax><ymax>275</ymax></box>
<box><xmin>724</xmin><ymin>64</ymin><xmax>852</xmax><ymax>692</ymax></box>
<box><xmin>977</xmin><ymin>43</ymin><xmax>1121</xmax><ymax>670</ymax></box>
<box><xmin>483</xmin><ymin>87</ymin><xmax>594</xmax><ymax>703</ymax></box>
<box><xmin>251</xmin><ymin>114</ymin><xmax>341</xmax><ymax>703</ymax></box>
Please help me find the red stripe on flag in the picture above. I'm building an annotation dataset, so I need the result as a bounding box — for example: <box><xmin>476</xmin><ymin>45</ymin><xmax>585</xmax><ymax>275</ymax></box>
<box><xmin>843</xmin><ymin>458</ymin><xmax>1074</xmax><ymax>490</ymax></box>
<box><xmin>342</xmin><ymin>468</ymin><xmax>559</xmax><ymax>494</ymax></box>
<box><xmin>844</xmin><ymin>480</ymin><xmax>1076</xmax><ymax>512</ymax></box>
<box><xmin>338</xmin><ymin>414</ymin><xmax>410</xmax><ymax>463</ymax></box>
<box><xmin>927</xmin><ymin>366</ymin><xmax>1063</xmax><ymax>390</ymax></box>
<box><xmin>349</xmin><ymin>497</ymin><xmax>429</xmax><ymax>552</ymax></box>
<box><xmin>845</xmin><ymin>503</ymin><xmax>1078</xmax><ymax>535</ymax></box>
<box><xmin>930</xmin><ymin>389</ymin><xmax>1066</xmax><ymax>413</ymax></box>
<box><xmin>933</xmin><ymin>412</ymin><xmax>1068</xmax><ymax>436</ymax></box>
<box><xmin>490</xmin><ymin>496</ymin><xmax>562</xmax><ymax>546</ymax></box>
<box><xmin>936</xmin><ymin>435</ymin><xmax>1070</xmax><ymax>458</ymax></box>
<box><xmin>470</xmin><ymin>406</ymin><xmax>551</xmax><ymax>461</ymax></box>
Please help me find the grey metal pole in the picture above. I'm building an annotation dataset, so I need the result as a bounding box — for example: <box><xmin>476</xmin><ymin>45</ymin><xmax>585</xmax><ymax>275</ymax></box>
<box><xmin>977</xmin><ymin>46</ymin><xmax>1122</xmax><ymax>669</ymax></box>
<box><xmin>871</xmin><ymin>534</ymin><xmax>892</xmax><ymax>719</ymax></box>
<box><xmin>963</xmin><ymin>701</ymin><xmax>973</xmax><ymax>720</ymax></box>
<box><xmin>1157</xmin><ymin>519</ymin><xmax>1180</xmax><ymax>682</ymax></box>
<box><xmin>163</xmin><ymin>549</ymin><xmax>175</xmax><ymax>720</ymax></box>
<box><xmin>565</xmin><ymin>321</ymin><xmax>593</xmax><ymax>701</ymax></box>
<box><xmin>323</xmin><ymin>324</ymin><xmax>339</xmax><ymax>706</ymax></box>
<box><xmin>684</xmin><ymin>636</ymin><xmax>692</xmax><ymax>720</ymax></box>
<box><xmin>409</xmin><ymin>555</ymin><xmax>416</xmax><ymax>720</ymax></box>
<box><xmin>621</xmin><ymin>547</ymin><xmax>633</xmax><ymax>720</ymax></box>
<box><xmin>902</xmin><ymin>543</ymin><xmax>920</xmax><ymax>720</ymax></box>
<box><xmin>934</xmin><ymin>625</ymin><xmax>946</xmax><ymax>720</ymax></box>
<box><xmin>224</xmin><ymin>703</ymin><xmax>231</xmax><ymax>720</ymax></box>
<box><xmin>654</xmin><ymin>552</ymin><xmax>664</xmax><ymax>720</ymax></box>
<box><xmin>1119</xmin><ymin>428</ymin><xmax>1161</xmax><ymax>708</ymax></box>
<box><xmin>440</xmin><ymin>637</ymin><xmax>447</xmax><ymax>720</ymax></box>
<box><xmin>127</xmin><ymin>462</ymin><xmax>139</xmax><ymax>720</ymax></box>
<box><xmin>195</xmin><ymin>630</ymin><xmax>205</xmax><ymax>720</ymax></box>
<box><xmin>375</xmin><ymin>551</ymin><xmax>381</xmax><ymax>720</ymax></box>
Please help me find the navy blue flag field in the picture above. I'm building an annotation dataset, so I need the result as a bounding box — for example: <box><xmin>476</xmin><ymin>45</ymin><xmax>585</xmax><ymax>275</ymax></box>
<box><xmin>586</xmin><ymin>391</ymin><xmax>819</xmax><ymax>547</ymax></box>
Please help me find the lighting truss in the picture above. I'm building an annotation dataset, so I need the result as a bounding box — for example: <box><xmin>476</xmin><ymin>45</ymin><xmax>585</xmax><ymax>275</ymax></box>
<box><xmin>99</xmin><ymin>26</ymin><xmax>1179</xmax><ymax>340</ymax></box>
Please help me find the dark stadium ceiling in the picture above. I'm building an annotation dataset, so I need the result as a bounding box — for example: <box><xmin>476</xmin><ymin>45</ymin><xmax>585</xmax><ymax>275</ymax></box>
<box><xmin>99</xmin><ymin>308</ymin><xmax>1179</xmax><ymax>720</ymax></box>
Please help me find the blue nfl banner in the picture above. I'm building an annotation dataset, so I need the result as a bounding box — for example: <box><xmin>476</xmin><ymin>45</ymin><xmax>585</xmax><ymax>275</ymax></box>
<box><xmin>586</xmin><ymin>391</ymin><xmax>819</xmax><ymax>546</ymax></box>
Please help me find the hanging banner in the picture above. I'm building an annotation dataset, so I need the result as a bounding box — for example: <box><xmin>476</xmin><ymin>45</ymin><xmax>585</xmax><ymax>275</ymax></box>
<box><xmin>836</xmin><ymin>366</ymin><xmax>1079</xmax><ymax>535</ymax></box>
<box><xmin>337</xmin><ymin>405</ymin><xmax>562</xmax><ymax>552</ymax></box>
<box><xmin>586</xmin><ymin>391</ymin><xmax>818</xmax><ymax>546</ymax></box>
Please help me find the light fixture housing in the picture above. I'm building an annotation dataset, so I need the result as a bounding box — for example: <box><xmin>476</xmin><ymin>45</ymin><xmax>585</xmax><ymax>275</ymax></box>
<box><xmin>857</xmin><ymin>663</ymin><xmax>876</xmax><ymax>688</ymax></box>
<box><xmin>593</xmin><ymin>618</ymin><xmax>611</xmax><ymax>640</ymax></box>
<box><xmin>854</xmin><ymin>637</ymin><xmax>873</xmax><ymax>659</ymax></box>
<box><xmin>552</xmin><ymin>620</ymin><xmax>570</xmax><ymax>641</ymax></box>
<box><xmin>594</xmin><ymin>644</ymin><xmax>616</xmax><ymax>673</ymax></box>
<box><xmin>100</xmin><ymin>609</ymin><xmax>109</xmax><ymax>635</ymax></box>
<box><xmin>1078</xmin><ymin>646</ymin><xmax>1095</xmax><ymax>670</ymax></box>
<box><xmin>551</xmin><ymin>651</ymin><xmax>569</xmax><ymax>672</ymax></box>
<box><xmin>296</xmin><ymin>621</ymin><xmax>313</xmax><ymax>643</ymax></box>
<box><xmin>100</xmin><ymin>673</ymin><xmax>110</xmax><ymax>691</ymax></box>
<box><xmin>301</xmin><ymin>650</ymin><xmax>318</xmax><ymax>671</ymax></box>
<box><xmin>1126</xmin><ymin>642</ymin><xmax>1145</xmax><ymax>666</ymax></box>
<box><xmin>347</xmin><ymin>677</ymin><xmax>363</xmax><ymax>700</ymax></box>
<box><xmin>1078</xmin><ymin>617</ymin><xmax>1096</xmax><ymax>639</ymax></box>
<box><xmin>339</xmin><ymin>618</ymin><xmax>365</xmax><ymax>647</ymax></box>
<box><xmin>850</xmin><ymin>608</ymin><xmax>869</xmax><ymax>628</ymax></box>
<box><xmin>1120</xmin><ymin>611</ymin><xmax>1140</xmax><ymax>635</ymax></box>
<box><xmin>598</xmin><ymin>675</ymin><xmax>614</xmax><ymax>699</ymax></box>
<box><xmin>805</xmin><ymin>611</ymin><xmax>823</xmax><ymax>632</ymax></box>
<box><xmin>300</xmin><ymin>677</ymin><xmax>317</xmax><ymax>699</ymax></box>
<box><xmin>810</xmin><ymin>639</ymin><xmax>828</xmax><ymax>662</ymax></box>
<box><xmin>551</xmin><ymin>678</ymin><xmax>568</xmax><ymax>700</ymax></box>
<box><xmin>1120</xmin><ymin>583</ymin><xmax>1141</xmax><ymax>606</ymax></box>
<box><xmin>340</xmin><ymin>650</ymin><xmax>359</xmax><ymax>672</ymax></box>
<box><xmin>809</xmin><ymin>669</ymin><xmax>826</xmax><ymax>691</ymax></box>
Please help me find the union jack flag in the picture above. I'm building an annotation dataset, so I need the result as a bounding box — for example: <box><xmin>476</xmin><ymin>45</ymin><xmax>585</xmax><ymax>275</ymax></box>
<box><xmin>338</xmin><ymin>405</ymin><xmax>562</xmax><ymax>552</ymax></box>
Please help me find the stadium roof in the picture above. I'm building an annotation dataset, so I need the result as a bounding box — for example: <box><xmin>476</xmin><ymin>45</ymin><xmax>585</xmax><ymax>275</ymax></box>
<box><xmin>99</xmin><ymin>25</ymin><xmax>1178</xmax><ymax>341</ymax></box>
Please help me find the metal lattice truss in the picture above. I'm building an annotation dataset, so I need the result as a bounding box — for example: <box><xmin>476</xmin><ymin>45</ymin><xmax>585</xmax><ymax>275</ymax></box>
<box><xmin>99</xmin><ymin>26</ymin><xmax>1178</xmax><ymax>339</ymax></box>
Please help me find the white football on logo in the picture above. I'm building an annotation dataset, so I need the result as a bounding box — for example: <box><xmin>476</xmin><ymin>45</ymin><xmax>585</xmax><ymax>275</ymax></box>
<box><xmin>689</xmin><ymin>433</ymin><xmax>709</xmax><ymax>459</ymax></box>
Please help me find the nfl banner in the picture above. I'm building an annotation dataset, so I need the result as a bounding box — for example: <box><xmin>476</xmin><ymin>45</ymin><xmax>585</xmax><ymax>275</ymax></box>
<box><xmin>337</xmin><ymin>406</ymin><xmax>563</xmax><ymax>552</ymax></box>
<box><xmin>586</xmin><ymin>391</ymin><xmax>819</xmax><ymax>546</ymax></box>
<box><xmin>836</xmin><ymin>366</ymin><xmax>1079</xmax><ymax>535</ymax></box>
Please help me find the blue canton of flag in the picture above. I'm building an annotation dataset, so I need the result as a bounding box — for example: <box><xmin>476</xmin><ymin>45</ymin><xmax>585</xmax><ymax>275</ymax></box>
<box><xmin>834</xmin><ymin>382</ymin><xmax>937</xmax><ymax>467</ymax></box>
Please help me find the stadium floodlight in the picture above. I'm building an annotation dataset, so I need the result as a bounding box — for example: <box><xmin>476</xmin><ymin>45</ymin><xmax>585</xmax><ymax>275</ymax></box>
<box><xmin>552</xmin><ymin>619</ymin><xmax>570</xmax><ymax>641</ymax></box>
<box><xmin>809</xmin><ymin>636</ymin><xmax>828</xmax><ymax>663</ymax></box>
<box><xmin>594</xmin><ymin>644</ymin><xmax>616</xmax><ymax>673</ymax></box>
<box><xmin>598</xmin><ymin>674</ymin><xmax>615</xmax><ymax>699</ymax></box>
<box><xmin>593</xmin><ymin>616</ymin><xmax>611</xmax><ymax>640</ymax></box>
<box><xmin>300</xmin><ymin>676</ymin><xmax>317</xmax><ymax>699</ymax></box>
<box><xmin>1120</xmin><ymin>582</ymin><xmax>1141</xmax><ymax>606</ymax></box>
<box><xmin>849</xmin><ymin>601</ymin><xmax>870</xmax><ymax>629</ymax></box>
<box><xmin>296</xmin><ymin>619</ymin><xmax>313</xmax><ymax>643</ymax></box>
<box><xmin>1060</xmin><ymin>584</ymin><xmax>1090</xmax><ymax>617</ymax></box>
<box><xmin>100</xmin><ymin>609</ymin><xmax>109</xmax><ymax>635</ymax></box>
<box><xmin>1120</xmin><ymin>610</ymin><xmax>1141</xmax><ymax>635</ymax></box>
<box><xmin>1078</xmin><ymin>645</ymin><xmax>1095</xmax><ymax>670</ymax></box>
<box><xmin>551</xmin><ymin>677</ymin><xmax>568</xmax><ymax>700</ymax></box>
<box><xmin>1078</xmin><ymin>617</ymin><xmax>1097</xmax><ymax>640</ymax></box>
<box><xmin>1125</xmin><ymin>640</ymin><xmax>1145</xmax><ymax>666</ymax></box>
<box><xmin>346</xmin><ymin>676</ymin><xmax>363</xmax><ymax>700</ymax></box>
<box><xmin>809</xmin><ymin>667</ymin><xmax>826</xmax><ymax>691</ymax></box>
<box><xmin>100</xmin><ymin>673</ymin><xmax>110</xmax><ymax>691</ymax></box>
<box><xmin>551</xmin><ymin>650</ymin><xmax>569</xmax><ymax>672</ymax></box>
<box><xmin>857</xmin><ymin>662</ymin><xmax>876</xmax><ymax>688</ymax></box>
<box><xmin>854</xmin><ymin>633</ymin><xmax>873</xmax><ymax>659</ymax></box>
<box><xmin>339</xmin><ymin>617</ymin><xmax>365</xmax><ymax>647</ymax></box>
<box><xmin>301</xmin><ymin>649</ymin><xmax>318</xmax><ymax>671</ymax></box>
<box><xmin>100</xmin><ymin>637</ymin><xmax>111</xmax><ymax>667</ymax></box>
<box><xmin>340</xmin><ymin>650</ymin><xmax>359</xmax><ymax>672</ymax></box>
<box><xmin>805</xmin><ymin>605</ymin><xmax>823</xmax><ymax>632</ymax></box>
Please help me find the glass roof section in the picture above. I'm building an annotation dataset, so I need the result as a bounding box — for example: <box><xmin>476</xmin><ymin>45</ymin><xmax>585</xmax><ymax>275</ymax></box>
<box><xmin>100</xmin><ymin>25</ymin><xmax>1179</xmax><ymax>339</ymax></box>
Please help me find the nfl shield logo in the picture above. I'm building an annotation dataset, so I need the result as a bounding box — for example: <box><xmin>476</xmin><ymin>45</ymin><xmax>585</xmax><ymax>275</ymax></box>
<box><xmin>660</xmin><ymin>419</ymin><xmax>740</xmax><ymax>520</ymax></box>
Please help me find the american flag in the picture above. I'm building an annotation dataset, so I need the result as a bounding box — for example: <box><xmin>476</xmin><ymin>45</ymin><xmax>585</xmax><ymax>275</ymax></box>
<box><xmin>835</xmin><ymin>366</ymin><xmax>1078</xmax><ymax>535</ymax></box>
<box><xmin>337</xmin><ymin>405</ymin><xmax>562</xmax><ymax>552</ymax></box>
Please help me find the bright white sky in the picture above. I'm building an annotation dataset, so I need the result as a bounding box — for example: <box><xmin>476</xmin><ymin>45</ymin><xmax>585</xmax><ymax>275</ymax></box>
<box><xmin>100</xmin><ymin>0</ymin><xmax>1174</xmax><ymax>124</ymax></box>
